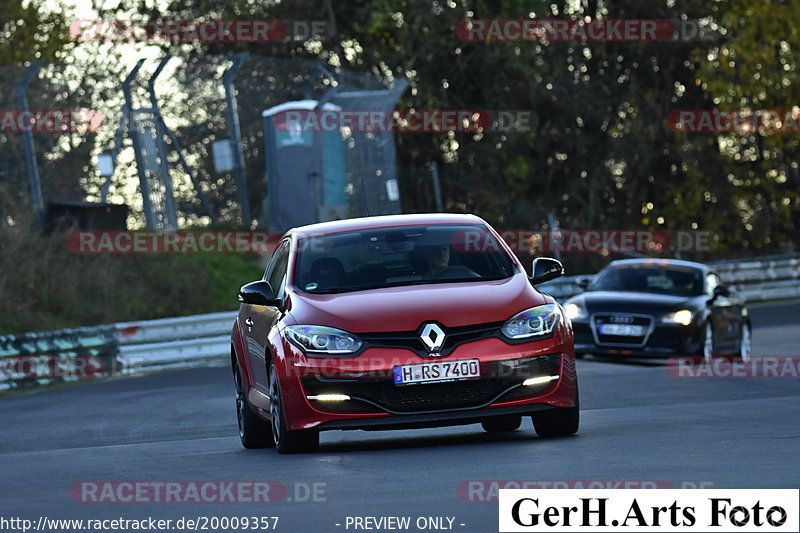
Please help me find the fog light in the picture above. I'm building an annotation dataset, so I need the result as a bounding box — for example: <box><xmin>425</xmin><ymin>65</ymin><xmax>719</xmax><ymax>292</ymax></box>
<box><xmin>522</xmin><ymin>375</ymin><xmax>560</xmax><ymax>386</ymax></box>
<box><xmin>306</xmin><ymin>394</ymin><xmax>350</xmax><ymax>401</ymax></box>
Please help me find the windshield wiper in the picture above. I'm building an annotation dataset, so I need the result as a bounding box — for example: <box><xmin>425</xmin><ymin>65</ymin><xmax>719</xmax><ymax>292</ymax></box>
<box><xmin>306</xmin><ymin>275</ymin><xmax>511</xmax><ymax>294</ymax></box>
<box><xmin>380</xmin><ymin>276</ymin><xmax>508</xmax><ymax>288</ymax></box>
<box><xmin>306</xmin><ymin>287</ymin><xmax>358</xmax><ymax>294</ymax></box>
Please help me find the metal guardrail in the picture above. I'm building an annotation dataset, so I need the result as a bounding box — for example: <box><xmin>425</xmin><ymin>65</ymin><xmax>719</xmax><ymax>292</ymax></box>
<box><xmin>712</xmin><ymin>256</ymin><xmax>800</xmax><ymax>303</ymax></box>
<box><xmin>115</xmin><ymin>311</ymin><xmax>234</xmax><ymax>374</ymax></box>
<box><xmin>0</xmin><ymin>325</ymin><xmax>118</xmax><ymax>390</ymax></box>
<box><xmin>539</xmin><ymin>255</ymin><xmax>800</xmax><ymax>303</ymax></box>
<box><xmin>0</xmin><ymin>312</ymin><xmax>234</xmax><ymax>391</ymax></box>
<box><xmin>2</xmin><ymin>254</ymin><xmax>799</xmax><ymax>390</ymax></box>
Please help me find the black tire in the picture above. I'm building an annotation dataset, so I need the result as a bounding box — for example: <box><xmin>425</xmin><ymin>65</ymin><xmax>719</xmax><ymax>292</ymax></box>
<box><xmin>268</xmin><ymin>363</ymin><xmax>319</xmax><ymax>454</ymax></box>
<box><xmin>234</xmin><ymin>360</ymin><xmax>274</xmax><ymax>449</ymax></box>
<box><xmin>575</xmin><ymin>352</ymin><xmax>586</xmax><ymax>360</ymax></box>
<box><xmin>532</xmin><ymin>390</ymin><xmax>580</xmax><ymax>438</ymax></box>
<box><xmin>481</xmin><ymin>414</ymin><xmax>522</xmax><ymax>433</ymax></box>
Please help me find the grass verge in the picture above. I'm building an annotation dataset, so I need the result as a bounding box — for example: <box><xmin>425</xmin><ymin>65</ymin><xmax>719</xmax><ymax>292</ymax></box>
<box><xmin>0</xmin><ymin>224</ymin><xmax>264</xmax><ymax>334</ymax></box>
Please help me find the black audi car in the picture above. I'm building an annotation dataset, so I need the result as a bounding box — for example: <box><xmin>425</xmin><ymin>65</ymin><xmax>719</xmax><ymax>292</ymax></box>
<box><xmin>564</xmin><ymin>259</ymin><xmax>751</xmax><ymax>361</ymax></box>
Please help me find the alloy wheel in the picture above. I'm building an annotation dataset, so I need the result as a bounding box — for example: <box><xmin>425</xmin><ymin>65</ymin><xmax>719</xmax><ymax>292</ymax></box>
<box><xmin>234</xmin><ymin>366</ymin><xmax>245</xmax><ymax>439</ymax></box>
<box><xmin>268</xmin><ymin>368</ymin><xmax>282</xmax><ymax>447</ymax></box>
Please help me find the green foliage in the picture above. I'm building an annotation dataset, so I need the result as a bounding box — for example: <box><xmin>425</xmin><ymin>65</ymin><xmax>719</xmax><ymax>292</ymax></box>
<box><xmin>691</xmin><ymin>0</ymin><xmax>800</xmax><ymax>250</ymax></box>
<box><xmin>0</xmin><ymin>224</ymin><xmax>263</xmax><ymax>334</ymax></box>
<box><xmin>4</xmin><ymin>0</ymin><xmax>799</xmax><ymax>279</ymax></box>
<box><xmin>0</xmin><ymin>0</ymin><xmax>71</xmax><ymax>63</ymax></box>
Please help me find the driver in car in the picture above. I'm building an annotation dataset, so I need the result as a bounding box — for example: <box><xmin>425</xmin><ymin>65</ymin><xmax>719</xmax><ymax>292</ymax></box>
<box><xmin>420</xmin><ymin>244</ymin><xmax>451</xmax><ymax>278</ymax></box>
<box><xmin>416</xmin><ymin>243</ymin><xmax>480</xmax><ymax>280</ymax></box>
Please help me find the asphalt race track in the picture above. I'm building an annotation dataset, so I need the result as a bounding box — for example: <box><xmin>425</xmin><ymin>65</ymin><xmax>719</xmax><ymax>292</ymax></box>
<box><xmin>1</xmin><ymin>301</ymin><xmax>798</xmax><ymax>533</ymax></box>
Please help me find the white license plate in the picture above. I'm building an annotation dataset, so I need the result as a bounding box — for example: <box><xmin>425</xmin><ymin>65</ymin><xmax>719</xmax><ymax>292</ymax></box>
<box><xmin>393</xmin><ymin>359</ymin><xmax>480</xmax><ymax>385</ymax></box>
<box><xmin>599</xmin><ymin>324</ymin><xmax>645</xmax><ymax>336</ymax></box>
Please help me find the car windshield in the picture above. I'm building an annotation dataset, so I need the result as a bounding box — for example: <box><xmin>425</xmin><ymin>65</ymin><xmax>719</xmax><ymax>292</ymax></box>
<box><xmin>588</xmin><ymin>264</ymin><xmax>704</xmax><ymax>297</ymax></box>
<box><xmin>293</xmin><ymin>224</ymin><xmax>517</xmax><ymax>293</ymax></box>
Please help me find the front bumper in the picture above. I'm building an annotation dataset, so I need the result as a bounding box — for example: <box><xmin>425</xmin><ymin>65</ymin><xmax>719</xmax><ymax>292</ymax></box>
<box><xmin>318</xmin><ymin>403</ymin><xmax>559</xmax><ymax>431</ymax></box>
<box><xmin>572</xmin><ymin>319</ymin><xmax>703</xmax><ymax>358</ymax></box>
<box><xmin>277</xmin><ymin>335</ymin><xmax>577</xmax><ymax>432</ymax></box>
<box><xmin>302</xmin><ymin>353</ymin><xmax>563</xmax><ymax>415</ymax></box>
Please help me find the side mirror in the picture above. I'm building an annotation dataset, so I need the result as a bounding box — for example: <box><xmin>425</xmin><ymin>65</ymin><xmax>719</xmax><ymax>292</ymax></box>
<box><xmin>576</xmin><ymin>277</ymin><xmax>591</xmax><ymax>290</ymax></box>
<box><xmin>713</xmin><ymin>284</ymin><xmax>731</xmax><ymax>298</ymax></box>
<box><xmin>238</xmin><ymin>280</ymin><xmax>281</xmax><ymax>307</ymax></box>
<box><xmin>530</xmin><ymin>257</ymin><xmax>564</xmax><ymax>285</ymax></box>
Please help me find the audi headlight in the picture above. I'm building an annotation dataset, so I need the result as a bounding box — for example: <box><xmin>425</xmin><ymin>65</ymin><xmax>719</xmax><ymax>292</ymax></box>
<box><xmin>664</xmin><ymin>309</ymin><xmax>693</xmax><ymax>326</ymax></box>
<box><xmin>564</xmin><ymin>302</ymin><xmax>587</xmax><ymax>320</ymax></box>
<box><xmin>285</xmin><ymin>325</ymin><xmax>363</xmax><ymax>356</ymax></box>
<box><xmin>501</xmin><ymin>304</ymin><xmax>561</xmax><ymax>339</ymax></box>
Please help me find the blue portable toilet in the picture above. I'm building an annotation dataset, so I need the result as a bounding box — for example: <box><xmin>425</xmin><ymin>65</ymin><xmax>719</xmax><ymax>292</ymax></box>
<box><xmin>261</xmin><ymin>100</ymin><xmax>347</xmax><ymax>232</ymax></box>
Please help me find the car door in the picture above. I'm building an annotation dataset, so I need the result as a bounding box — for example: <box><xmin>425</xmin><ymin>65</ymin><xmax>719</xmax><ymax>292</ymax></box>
<box><xmin>706</xmin><ymin>271</ymin><xmax>736</xmax><ymax>349</ymax></box>
<box><xmin>241</xmin><ymin>240</ymin><xmax>291</xmax><ymax>388</ymax></box>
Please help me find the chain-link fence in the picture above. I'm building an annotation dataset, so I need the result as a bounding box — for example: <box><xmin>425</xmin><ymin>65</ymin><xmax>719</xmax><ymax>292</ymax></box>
<box><xmin>0</xmin><ymin>55</ymin><xmax>408</xmax><ymax>231</ymax></box>
<box><xmin>0</xmin><ymin>61</ymin><xmax>126</xmax><ymax>227</ymax></box>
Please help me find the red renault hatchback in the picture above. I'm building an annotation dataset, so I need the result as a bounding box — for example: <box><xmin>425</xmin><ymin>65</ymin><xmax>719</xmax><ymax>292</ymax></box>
<box><xmin>231</xmin><ymin>214</ymin><xmax>579</xmax><ymax>452</ymax></box>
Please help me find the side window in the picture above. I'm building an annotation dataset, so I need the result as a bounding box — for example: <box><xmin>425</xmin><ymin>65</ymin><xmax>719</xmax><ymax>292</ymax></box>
<box><xmin>706</xmin><ymin>272</ymin><xmax>720</xmax><ymax>296</ymax></box>
<box><xmin>263</xmin><ymin>242</ymin><xmax>280</xmax><ymax>280</ymax></box>
<box><xmin>267</xmin><ymin>241</ymin><xmax>291</xmax><ymax>299</ymax></box>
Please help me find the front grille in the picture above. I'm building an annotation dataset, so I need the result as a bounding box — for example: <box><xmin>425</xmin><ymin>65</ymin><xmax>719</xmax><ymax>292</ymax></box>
<box><xmin>303</xmin><ymin>353</ymin><xmax>562</xmax><ymax>414</ymax></box>
<box><xmin>359</xmin><ymin>321</ymin><xmax>503</xmax><ymax>357</ymax></box>
<box><xmin>374</xmin><ymin>379</ymin><xmax>492</xmax><ymax>412</ymax></box>
<box><xmin>592</xmin><ymin>314</ymin><xmax>653</xmax><ymax>347</ymax></box>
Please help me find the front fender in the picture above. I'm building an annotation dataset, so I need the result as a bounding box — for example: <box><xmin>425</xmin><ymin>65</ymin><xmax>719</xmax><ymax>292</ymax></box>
<box><xmin>231</xmin><ymin>318</ymin><xmax>253</xmax><ymax>389</ymax></box>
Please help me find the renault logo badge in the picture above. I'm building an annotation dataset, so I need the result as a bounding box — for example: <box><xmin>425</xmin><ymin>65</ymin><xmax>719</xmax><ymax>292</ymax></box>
<box><xmin>420</xmin><ymin>323</ymin><xmax>446</xmax><ymax>353</ymax></box>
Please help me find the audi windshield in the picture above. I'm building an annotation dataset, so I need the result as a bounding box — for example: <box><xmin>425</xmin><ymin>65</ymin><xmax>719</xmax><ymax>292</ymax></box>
<box><xmin>588</xmin><ymin>265</ymin><xmax>704</xmax><ymax>297</ymax></box>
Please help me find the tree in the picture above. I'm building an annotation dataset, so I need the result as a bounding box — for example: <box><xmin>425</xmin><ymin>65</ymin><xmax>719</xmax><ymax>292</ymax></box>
<box><xmin>0</xmin><ymin>0</ymin><xmax>71</xmax><ymax>63</ymax></box>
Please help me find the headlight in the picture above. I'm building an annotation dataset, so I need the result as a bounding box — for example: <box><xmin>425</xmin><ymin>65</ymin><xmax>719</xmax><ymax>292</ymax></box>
<box><xmin>564</xmin><ymin>302</ymin><xmax>587</xmax><ymax>320</ymax></box>
<box><xmin>664</xmin><ymin>309</ymin><xmax>693</xmax><ymax>326</ymax></box>
<box><xmin>501</xmin><ymin>304</ymin><xmax>561</xmax><ymax>339</ymax></box>
<box><xmin>285</xmin><ymin>325</ymin><xmax>362</xmax><ymax>356</ymax></box>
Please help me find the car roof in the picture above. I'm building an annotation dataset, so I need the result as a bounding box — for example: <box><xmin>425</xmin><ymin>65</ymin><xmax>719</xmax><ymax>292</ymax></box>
<box><xmin>285</xmin><ymin>213</ymin><xmax>486</xmax><ymax>239</ymax></box>
<box><xmin>607</xmin><ymin>258</ymin><xmax>710</xmax><ymax>272</ymax></box>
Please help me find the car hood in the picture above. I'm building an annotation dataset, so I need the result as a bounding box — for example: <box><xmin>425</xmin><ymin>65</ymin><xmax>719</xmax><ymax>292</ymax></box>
<box><xmin>286</xmin><ymin>274</ymin><xmax>549</xmax><ymax>333</ymax></box>
<box><xmin>570</xmin><ymin>291</ymin><xmax>700</xmax><ymax>316</ymax></box>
